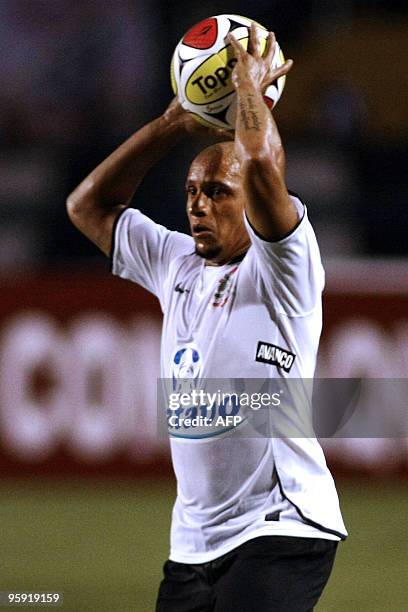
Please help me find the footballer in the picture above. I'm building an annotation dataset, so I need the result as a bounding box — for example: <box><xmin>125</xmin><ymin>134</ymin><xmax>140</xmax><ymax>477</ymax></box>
<box><xmin>67</xmin><ymin>25</ymin><xmax>346</xmax><ymax>612</ymax></box>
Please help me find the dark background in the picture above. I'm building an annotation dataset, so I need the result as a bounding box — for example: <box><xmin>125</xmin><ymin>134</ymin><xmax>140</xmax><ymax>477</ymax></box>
<box><xmin>1</xmin><ymin>0</ymin><xmax>407</xmax><ymax>269</ymax></box>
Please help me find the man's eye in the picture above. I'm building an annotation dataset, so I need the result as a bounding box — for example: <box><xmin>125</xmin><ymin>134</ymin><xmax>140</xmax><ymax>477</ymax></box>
<box><xmin>210</xmin><ymin>187</ymin><xmax>222</xmax><ymax>198</ymax></box>
<box><xmin>187</xmin><ymin>186</ymin><xmax>197</xmax><ymax>195</ymax></box>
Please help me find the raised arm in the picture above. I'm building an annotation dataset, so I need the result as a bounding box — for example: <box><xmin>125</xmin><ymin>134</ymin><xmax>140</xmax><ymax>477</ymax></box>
<box><xmin>66</xmin><ymin>99</ymin><xmax>230</xmax><ymax>256</ymax></box>
<box><xmin>228</xmin><ymin>25</ymin><xmax>297</xmax><ymax>241</ymax></box>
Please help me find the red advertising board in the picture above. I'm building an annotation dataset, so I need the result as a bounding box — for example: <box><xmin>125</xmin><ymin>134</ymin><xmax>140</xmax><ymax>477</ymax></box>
<box><xmin>0</xmin><ymin>260</ymin><xmax>407</xmax><ymax>477</ymax></box>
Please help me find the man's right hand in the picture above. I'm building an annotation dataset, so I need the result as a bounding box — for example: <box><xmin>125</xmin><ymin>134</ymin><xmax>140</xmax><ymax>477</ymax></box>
<box><xmin>67</xmin><ymin>97</ymin><xmax>232</xmax><ymax>258</ymax></box>
<box><xmin>162</xmin><ymin>97</ymin><xmax>233</xmax><ymax>141</ymax></box>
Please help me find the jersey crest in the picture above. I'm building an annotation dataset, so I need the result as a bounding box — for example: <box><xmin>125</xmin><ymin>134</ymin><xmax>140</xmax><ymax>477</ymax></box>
<box><xmin>213</xmin><ymin>265</ymin><xmax>238</xmax><ymax>307</ymax></box>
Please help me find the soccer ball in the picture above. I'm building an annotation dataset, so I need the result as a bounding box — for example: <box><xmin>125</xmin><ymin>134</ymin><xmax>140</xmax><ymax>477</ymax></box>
<box><xmin>170</xmin><ymin>14</ymin><xmax>286</xmax><ymax>130</ymax></box>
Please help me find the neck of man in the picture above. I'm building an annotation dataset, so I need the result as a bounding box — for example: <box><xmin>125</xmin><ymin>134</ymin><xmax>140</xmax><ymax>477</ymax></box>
<box><xmin>205</xmin><ymin>244</ymin><xmax>249</xmax><ymax>267</ymax></box>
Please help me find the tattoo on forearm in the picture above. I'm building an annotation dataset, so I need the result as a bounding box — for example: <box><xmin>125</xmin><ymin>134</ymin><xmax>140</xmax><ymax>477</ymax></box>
<box><xmin>239</xmin><ymin>94</ymin><xmax>261</xmax><ymax>132</ymax></box>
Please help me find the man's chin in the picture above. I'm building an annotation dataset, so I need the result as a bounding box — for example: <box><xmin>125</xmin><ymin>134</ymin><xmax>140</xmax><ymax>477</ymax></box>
<box><xmin>195</xmin><ymin>243</ymin><xmax>223</xmax><ymax>261</ymax></box>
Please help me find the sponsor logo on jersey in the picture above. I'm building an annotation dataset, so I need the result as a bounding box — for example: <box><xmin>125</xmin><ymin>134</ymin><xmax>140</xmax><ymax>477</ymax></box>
<box><xmin>168</xmin><ymin>343</ymin><xmax>247</xmax><ymax>438</ymax></box>
<box><xmin>171</xmin><ymin>344</ymin><xmax>202</xmax><ymax>393</ymax></box>
<box><xmin>255</xmin><ymin>341</ymin><xmax>296</xmax><ymax>373</ymax></box>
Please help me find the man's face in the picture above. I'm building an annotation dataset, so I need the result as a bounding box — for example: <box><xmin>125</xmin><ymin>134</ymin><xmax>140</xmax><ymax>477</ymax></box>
<box><xmin>186</xmin><ymin>143</ymin><xmax>250</xmax><ymax>265</ymax></box>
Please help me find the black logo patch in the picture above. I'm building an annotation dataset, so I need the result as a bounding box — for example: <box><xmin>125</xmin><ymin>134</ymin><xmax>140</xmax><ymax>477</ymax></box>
<box><xmin>174</xmin><ymin>283</ymin><xmax>190</xmax><ymax>294</ymax></box>
<box><xmin>265</xmin><ymin>511</ymin><xmax>280</xmax><ymax>522</ymax></box>
<box><xmin>255</xmin><ymin>341</ymin><xmax>296</xmax><ymax>373</ymax></box>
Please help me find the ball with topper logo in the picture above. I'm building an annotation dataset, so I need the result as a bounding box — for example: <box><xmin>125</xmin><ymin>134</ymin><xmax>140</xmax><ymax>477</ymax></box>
<box><xmin>170</xmin><ymin>14</ymin><xmax>286</xmax><ymax>130</ymax></box>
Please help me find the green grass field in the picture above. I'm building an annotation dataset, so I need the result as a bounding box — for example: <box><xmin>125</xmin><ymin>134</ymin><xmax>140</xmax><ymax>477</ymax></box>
<box><xmin>0</xmin><ymin>479</ymin><xmax>406</xmax><ymax>611</ymax></box>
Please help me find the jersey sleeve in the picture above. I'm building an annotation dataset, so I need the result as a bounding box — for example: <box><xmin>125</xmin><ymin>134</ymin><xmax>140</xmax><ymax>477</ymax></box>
<box><xmin>110</xmin><ymin>208</ymin><xmax>193</xmax><ymax>304</ymax></box>
<box><xmin>244</xmin><ymin>194</ymin><xmax>325</xmax><ymax>316</ymax></box>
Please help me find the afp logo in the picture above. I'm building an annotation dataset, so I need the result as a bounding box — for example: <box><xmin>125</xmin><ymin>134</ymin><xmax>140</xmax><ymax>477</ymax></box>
<box><xmin>172</xmin><ymin>344</ymin><xmax>202</xmax><ymax>393</ymax></box>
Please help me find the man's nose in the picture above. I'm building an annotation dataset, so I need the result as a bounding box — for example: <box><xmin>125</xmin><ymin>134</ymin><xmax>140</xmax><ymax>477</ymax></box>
<box><xmin>190</xmin><ymin>192</ymin><xmax>209</xmax><ymax>217</ymax></box>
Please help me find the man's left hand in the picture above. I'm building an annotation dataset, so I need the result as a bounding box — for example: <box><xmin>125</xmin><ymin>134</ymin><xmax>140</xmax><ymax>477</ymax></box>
<box><xmin>228</xmin><ymin>24</ymin><xmax>293</xmax><ymax>93</ymax></box>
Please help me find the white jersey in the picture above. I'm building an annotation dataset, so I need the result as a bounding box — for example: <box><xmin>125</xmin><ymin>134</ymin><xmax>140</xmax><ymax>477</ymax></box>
<box><xmin>112</xmin><ymin>195</ymin><xmax>347</xmax><ymax>563</ymax></box>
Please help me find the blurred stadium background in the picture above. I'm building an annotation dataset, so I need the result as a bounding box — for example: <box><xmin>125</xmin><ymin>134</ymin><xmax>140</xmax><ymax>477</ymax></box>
<box><xmin>1</xmin><ymin>1</ymin><xmax>407</xmax><ymax>610</ymax></box>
